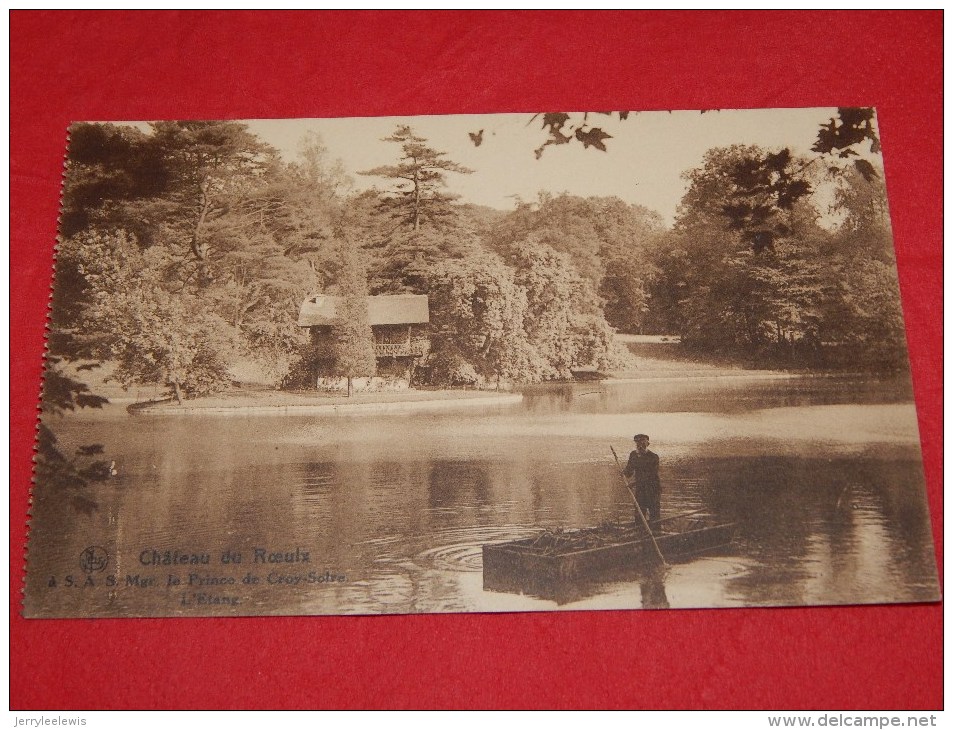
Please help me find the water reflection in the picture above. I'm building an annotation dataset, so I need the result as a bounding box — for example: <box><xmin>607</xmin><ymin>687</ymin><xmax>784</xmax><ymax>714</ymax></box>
<box><xmin>640</xmin><ymin>572</ymin><xmax>671</xmax><ymax>609</ymax></box>
<box><xmin>521</xmin><ymin>375</ymin><xmax>914</xmax><ymax>416</ymax></box>
<box><xmin>482</xmin><ymin>552</ymin><xmax>677</xmax><ymax>608</ymax></box>
<box><xmin>24</xmin><ymin>375</ymin><xmax>939</xmax><ymax>616</ymax></box>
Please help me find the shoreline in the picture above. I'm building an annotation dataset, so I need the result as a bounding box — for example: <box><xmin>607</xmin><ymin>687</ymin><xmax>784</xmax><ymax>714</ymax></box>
<box><xmin>132</xmin><ymin>391</ymin><xmax>525</xmax><ymax>416</ymax></box>
<box><xmin>604</xmin><ymin>371</ymin><xmax>802</xmax><ymax>384</ymax></box>
<box><xmin>127</xmin><ymin>368</ymin><xmax>821</xmax><ymax>416</ymax></box>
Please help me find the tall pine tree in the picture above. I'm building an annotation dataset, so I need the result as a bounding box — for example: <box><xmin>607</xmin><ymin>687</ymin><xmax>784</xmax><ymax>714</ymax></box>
<box><xmin>360</xmin><ymin>125</ymin><xmax>472</xmax><ymax>231</ymax></box>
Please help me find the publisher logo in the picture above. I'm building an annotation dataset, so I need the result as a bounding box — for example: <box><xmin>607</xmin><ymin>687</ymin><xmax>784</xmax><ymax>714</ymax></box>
<box><xmin>79</xmin><ymin>546</ymin><xmax>108</xmax><ymax>573</ymax></box>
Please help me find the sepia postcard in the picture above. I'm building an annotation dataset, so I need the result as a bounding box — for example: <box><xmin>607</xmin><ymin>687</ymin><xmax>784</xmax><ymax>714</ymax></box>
<box><xmin>24</xmin><ymin>109</ymin><xmax>939</xmax><ymax>617</ymax></box>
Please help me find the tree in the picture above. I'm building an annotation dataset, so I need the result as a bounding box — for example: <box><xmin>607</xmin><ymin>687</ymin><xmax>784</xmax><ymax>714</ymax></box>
<box><xmin>487</xmin><ymin>193</ymin><xmax>663</xmax><ymax>336</ymax></box>
<box><xmin>591</xmin><ymin>199</ymin><xmax>665</xmax><ymax>333</ymax></box>
<box><xmin>660</xmin><ymin>138</ymin><xmax>905</xmax><ymax>371</ymax></box>
<box><xmin>507</xmin><ymin>241</ymin><xmax>600</xmax><ymax>379</ymax></box>
<box><xmin>147</xmin><ymin>121</ymin><xmax>278</xmax><ymax>285</ymax></box>
<box><xmin>470</xmin><ymin>108</ymin><xmax>883</xmax><ymax>259</ymax></box>
<box><xmin>716</xmin><ymin>108</ymin><xmax>882</xmax><ymax>253</ymax></box>
<box><xmin>63</xmin><ymin>121</ymin><xmax>280</xmax><ymax>281</ymax></box>
<box><xmin>56</xmin><ymin>122</ymin><xmax>341</xmax><ymax>392</ymax></box>
<box><xmin>815</xmin><ymin>166</ymin><xmax>908</xmax><ymax>370</ymax></box>
<box><xmin>60</xmin><ymin>122</ymin><xmax>170</xmax><ymax>240</ymax></box>
<box><xmin>196</xmin><ymin>222</ymin><xmax>313</xmax><ymax>384</ymax></box>
<box><xmin>55</xmin><ymin>123</ymin><xmax>172</xmax><ymax>332</ymax></box>
<box><xmin>63</xmin><ymin>230</ymin><xmax>237</xmax><ymax>402</ymax></box>
<box><xmin>425</xmin><ymin>248</ymin><xmax>628</xmax><ymax>386</ymax></box>
<box><xmin>329</xmin><ymin>245</ymin><xmax>376</xmax><ymax>397</ymax></box>
<box><xmin>827</xmin><ymin>164</ymin><xmax>893</xmax><ymax>262</ymax></box>
<box><xmin>367</xmin><ymin>225</ymin><xmax>484</xmax><ymax>294</ymax></box>
<box><xmin>666</xmin><ymin>146</ymin><xmax>831</xmax><ymax>362</ymax></box>
<box><xmin>719</xmin><ymin>147</ymin><xmax>813</xmax><ymax>253</ymax></box>
<box><xmin>360</xmin><ymin>125</ymin><xmax>473</xmax><ymax>231</ymax></box>
<box><xmin>818</xmin><ymin>258</ymin><xmax>907</xmax><ymax>370</ymax></box>
<box><xmin>241</xmin><ymin>132</ymin><xmax>351</xmax><ymax>261</ymax></box>
<box><xmin>486</xmin><ymin>194</ymin><xmax>606</xmax><ymax>288</ymax></box>
<box><xmin>426</xmin><ymin>254</ymin><xmax>535</xmax><ymax>386</ymax></box>
<box><xmin>356</xmin><ymin>126</ymin><xmax>477</xmax><ymax>294</ymax></box>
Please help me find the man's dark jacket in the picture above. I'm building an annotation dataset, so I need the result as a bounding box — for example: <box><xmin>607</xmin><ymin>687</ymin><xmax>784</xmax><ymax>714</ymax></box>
<box><xmin>623</xmin><ymin>449</ymin><xmax>660</xmax><ymax>490</ymax></box>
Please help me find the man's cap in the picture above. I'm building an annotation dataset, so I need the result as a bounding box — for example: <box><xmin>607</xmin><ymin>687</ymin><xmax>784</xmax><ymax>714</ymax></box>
<box><xmin>633</xmin><ymin>434</ymin><xmax>650</xmax><ymax>441</ymax></box>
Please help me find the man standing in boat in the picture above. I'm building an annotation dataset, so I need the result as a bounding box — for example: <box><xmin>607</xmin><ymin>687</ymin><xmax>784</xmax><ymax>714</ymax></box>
<box><xmin>624</xmin><ymin>434</ymin><xmax>662</xmax><ymax>524</ymax></box>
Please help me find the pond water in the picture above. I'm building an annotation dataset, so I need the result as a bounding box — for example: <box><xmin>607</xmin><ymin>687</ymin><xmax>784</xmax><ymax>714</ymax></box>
<box><xmin>25</xmin><ymin>375</ymin><xmax>940</xmax><ymax>617</ymax></box>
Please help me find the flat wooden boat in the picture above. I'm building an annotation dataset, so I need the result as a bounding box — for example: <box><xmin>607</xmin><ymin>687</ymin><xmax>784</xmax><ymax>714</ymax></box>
<box><xmin>482</xmin><ymin>513</ymin><xmax>736</xmax><ymax>597</ymax></box>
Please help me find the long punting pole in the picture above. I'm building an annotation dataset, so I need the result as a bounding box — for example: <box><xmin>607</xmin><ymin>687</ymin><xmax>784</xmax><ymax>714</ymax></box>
<box><xmin>610</xmin><ymin>446</ymin><xmax>667</xmax><ymax>566</ymax></box>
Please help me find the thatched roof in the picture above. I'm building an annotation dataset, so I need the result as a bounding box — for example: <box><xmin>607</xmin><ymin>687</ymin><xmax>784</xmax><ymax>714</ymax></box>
<box><xmin>298</xmin><ymin>294</ymin><xmax>430</xmax><ymax>327</ymax></box>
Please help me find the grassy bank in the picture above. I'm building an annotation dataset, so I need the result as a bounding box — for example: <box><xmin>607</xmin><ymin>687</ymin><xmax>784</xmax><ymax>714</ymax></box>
<box><xmin>607</xmin><ymin>335</ymin><xmax>788</xmax><ymax>380</ymax></box>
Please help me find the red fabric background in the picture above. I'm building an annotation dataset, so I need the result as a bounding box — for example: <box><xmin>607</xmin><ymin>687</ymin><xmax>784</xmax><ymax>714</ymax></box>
<box><xmin>10</xmin><ymin>11</ymin><xmax>942</xmax><ymax>710</ymax></box>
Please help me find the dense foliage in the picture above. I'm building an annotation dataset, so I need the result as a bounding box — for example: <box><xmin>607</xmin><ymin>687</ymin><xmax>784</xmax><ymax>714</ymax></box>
<box><xmin>51</xmin><ymin>114</ymin><xmax>907</xmax><ymax>407</ymax></box>
<box><xmin>329</xmin><ymin>246</ymin><xmax>377</xmax><ymax>395</ymax></box>
<box><xmin>647</xmin><ymin>146</ymin><xmax>905</xmax><ymax>368</ymax></box>
<box><xmin>36</xmin><ymin>358</ymin><xmax>111</xmax><ymax>513</ymax></box>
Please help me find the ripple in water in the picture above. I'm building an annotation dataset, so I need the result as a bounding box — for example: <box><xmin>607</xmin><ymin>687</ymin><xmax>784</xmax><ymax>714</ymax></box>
<box><xmin>414</xmin><ymin>525</ymin><xmax>539</xmax><ymax>572</ymax></box>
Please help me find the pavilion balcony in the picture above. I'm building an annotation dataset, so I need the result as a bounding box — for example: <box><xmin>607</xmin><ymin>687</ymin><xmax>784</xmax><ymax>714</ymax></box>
<box><xmin>373</xmin><ymin>341</ymin><xmax>428</xmax><ymax>357</ymax></box>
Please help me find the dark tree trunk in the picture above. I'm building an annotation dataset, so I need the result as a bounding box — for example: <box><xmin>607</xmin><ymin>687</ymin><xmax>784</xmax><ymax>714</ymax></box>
<box><xmin>190</xmin><ymin>178</ymin><xmax>214</xmax><ymax>285</ymax></box>
<box><xmin>412</xmin><ymin>168</ymin><xmax>420</xmax><ymax>231</ymax></box>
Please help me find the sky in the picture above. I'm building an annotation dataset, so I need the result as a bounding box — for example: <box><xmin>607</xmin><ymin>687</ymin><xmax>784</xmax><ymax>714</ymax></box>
<box><xmin>235</xmin><ymin>107</ymin><xmax>869</xmax><ymax>225</ymax></box>
<box><xmin>123</xmin><ymin>108</ymin><xmax>880</xmax><ymax>226</ymax></box>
